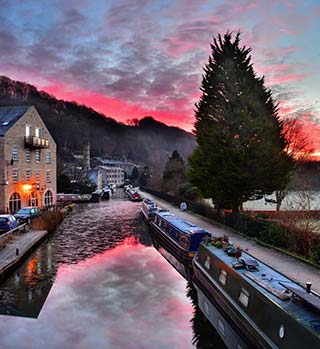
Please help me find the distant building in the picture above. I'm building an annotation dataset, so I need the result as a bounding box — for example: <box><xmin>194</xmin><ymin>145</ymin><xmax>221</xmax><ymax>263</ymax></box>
<box><xmin>0</xmin><ymin>105</ymin><xmax>56</xmax><ymax>213</ymax></box>
<box><xmin>99</xmin><ymin>166</ymin><xmax>125</xmax><ymax>187</ymax></box>
<box><xmin>93</xmin><ymin>157</ymin><xmax>137</xmax><ymax>177</ymax></box>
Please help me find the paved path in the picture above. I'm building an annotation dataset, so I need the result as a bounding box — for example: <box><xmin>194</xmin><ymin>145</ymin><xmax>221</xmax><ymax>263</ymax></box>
<box><xmin>0</xmin><ymin>230</ymin><xmax>48</xmax><ymax>277</ymax></box>
<box><xmin>142</xmin><ymin>191</ymin><xmax>320</xmax><ymax>294</ymax></box>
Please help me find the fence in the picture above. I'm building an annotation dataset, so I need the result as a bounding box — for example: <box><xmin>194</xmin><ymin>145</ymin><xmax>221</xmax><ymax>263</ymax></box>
<box><xmin>142</xmin><ymin>187</ymin><xmax>320</xmax><ymax>264</ymax></box>
<box><xmin>0</xmin><ymin>224</ymin><xmax>26</xmax><ymax>249</ymax></box>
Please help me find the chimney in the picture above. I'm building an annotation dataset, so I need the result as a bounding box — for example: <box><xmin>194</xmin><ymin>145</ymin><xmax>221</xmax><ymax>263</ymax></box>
<box><xmin>83</xmin><ymin>142</ymin><xmax>90</xmax><ymax>171</ymax></box>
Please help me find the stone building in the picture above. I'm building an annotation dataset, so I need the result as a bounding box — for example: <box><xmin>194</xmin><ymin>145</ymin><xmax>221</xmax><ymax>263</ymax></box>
<box><xmin>0</xmin><ymin>105</ymin><xmax>56</xmax><ymax>213</ymax></box>
<box><xmin>99</xmin><ymin>166</ymin><xmax>125</xmax><ymax>187</ymax></box>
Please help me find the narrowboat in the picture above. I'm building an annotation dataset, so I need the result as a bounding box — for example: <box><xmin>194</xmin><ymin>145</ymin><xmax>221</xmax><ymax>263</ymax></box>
<box><xmin>140</xmin><ymin>198</ymin><xmax>157</xmax><ymax>222</ymax></box>
<box><xmin>150</xmin><ymin>210</ymin><xmax>210</xmax><ymax>271</ymax></box>
<box><xmin>152</xmin><ymin>235</ymin><xmax>193</xmax><ymax>280</ymax></box>
<box><xmin>127</xmin><ymin>189</ymin><xmax>143</xmax><ymax>202</ymax></box>
<box><xmin>91</xmin><ymin>190</ymin><xmax>102</xmax><ymax>202</ymax></box>
<box><xmin>193</xmin><ymin>242</ymin><xmax>320</xmax><ymax>349</ymax></box>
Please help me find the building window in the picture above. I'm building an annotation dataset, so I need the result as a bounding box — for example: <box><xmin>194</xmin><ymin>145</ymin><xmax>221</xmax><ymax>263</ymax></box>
<box><xmin>46</xmin><ymin>170</ymin><xmax>51</xmax><ymax>183</ymax></box>
<box><xmin>25</xmin><ymin>148</ymin><xmax>31</xmax><ymax>162</ymax></box>
<box><xmin>238</xmin><ymin>287</ymin><xmax>250</xmax><ymax>308</ymax></box>
<box><xmin>35</xmin><ymin>170</ymin><xmax>40</xmax><ymax>182</ymax></box>
<box><xmin>26</xmin><ymin>169</ymin><xmax>31</xmax><ymax>181</ymax></box>
<box><xmin>12</xmin><ymin>169</ymin><xmax>19</xmax><ymax>183</ymax></box>
<box><xmin>12</xmin><ymin>145</ymin><xmax>19</xmax><ymax>161</ymax></box>
<box><xmin>27</xmin><ymin>192</ymin><xmax>38</xmax><ymax>207</ymax></box>
<box><xmin>46</xmin><ymin>150</ymin><xmax>51</xmax><ymax>164</ymax></box>
<box><xmin>9</xmin><ymin>192</ymin><xmax>22</xmax><ymax>213</ymax></box>
<box><xmin>44</xmin><ymin>190</ymin><xmax>53</xmax><ymax>207</ymax></box>
<box><xmin>35</xmin><ymin>149</ymin><xmax>41</xmax><ymax>162</ymax></box>
<box><xmin>219</xmin><ymin>270</ymin><xmax>227</xmax><ymax>286</ymax></box>
<box><xmin>35</xmin><ymin>128</ymin><xmax>41</xmax><ymax>137</ymax></box>
<box><xmin>26</xmin><ymin>125</ymin><xmax>32</xmax><ymax>137</ymax></box>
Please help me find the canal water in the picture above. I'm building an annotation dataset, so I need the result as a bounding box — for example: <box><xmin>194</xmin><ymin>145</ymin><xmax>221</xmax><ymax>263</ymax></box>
<box><xmin>0</xmin><ymin>192</ymin><xmax>225</xmax><ymax>349</ymax></box>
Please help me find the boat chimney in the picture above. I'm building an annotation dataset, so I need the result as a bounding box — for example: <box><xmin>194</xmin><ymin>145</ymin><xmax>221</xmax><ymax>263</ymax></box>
<box><xmin>306</xmin><ymin>282</ymin><xmax>312</xmax><ymax>293</ymax></box>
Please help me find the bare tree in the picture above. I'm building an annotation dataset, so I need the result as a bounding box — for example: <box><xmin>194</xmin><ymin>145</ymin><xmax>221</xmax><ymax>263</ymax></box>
<box><xmin>275</xmin><ymin>118</ymin><xmax>315</xmax><ymax>210</ymax></box>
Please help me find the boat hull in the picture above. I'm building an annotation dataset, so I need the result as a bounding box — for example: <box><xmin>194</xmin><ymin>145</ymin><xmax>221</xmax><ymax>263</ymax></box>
<box><xmin>149</xmin><ymin>222</ymin><xmax>194</xmax><ymax>269</ymax></box>
<box><xmin>193</xmin><ymin>260</ymin><xmax>274</xmax><ymax>349</ymax></box>
<box><xmin>193</xmin><ymin>282</ymin><xmax>249</xmax><ymax>349</ymax></box>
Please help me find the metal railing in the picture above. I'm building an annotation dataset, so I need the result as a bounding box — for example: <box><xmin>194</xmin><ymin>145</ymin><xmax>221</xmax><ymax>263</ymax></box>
<box><xmin>0</xmin><ymin>224</ymin><xmax>27</xmax><ymax>249</ymax></box>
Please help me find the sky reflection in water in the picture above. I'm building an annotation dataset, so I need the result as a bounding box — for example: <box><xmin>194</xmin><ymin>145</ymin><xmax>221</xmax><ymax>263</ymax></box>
<box><xmin>0</xmin><ymin>236</ymin><xmax>194</xmax><ymax>349</ymax></box>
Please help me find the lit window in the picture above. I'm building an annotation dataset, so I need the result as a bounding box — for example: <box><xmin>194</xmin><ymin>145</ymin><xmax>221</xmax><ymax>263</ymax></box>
<box><xmin>25</xmin><ymin>148</ymin><xmax>31</xmax><ymax>162</ymax></box>
<box><xmin>35</xmin><ymin>149</ymin><xmax>41</xmax><ymax>162</ymax></box>
<box><xmin>219</xmin><ymin>270</ymin><xmax>227</xmax><ymax>286</ymax></box>
<box><xmin>9</xmin><ymin>192</ymin><xmax>21</xmax><ymax>213</ymax></box>
<box><xmin>44</xmin><ymin>190</ymin><xmax>53</xmax><ymax>207</ymax></box>
<box><xmin>46</xmin><ymin>170</ymin><xmax>51</xmax><ymax>183</ymax></box>
<box><xmin>35</xmin><ymin>128</ymin><xmax>41</xmax><ymax>137</ymax></box>
<box><xmin>26</xmin><ymin>125</ymin><xmax>31</xmax><ymax>137</ymax></box>
<box><xmin>46</xmin><ymin>150</ymin><xmax>51</xmax><ymax>164</ymax></box>
<box><xmin>12</xmin><ymin>169</ymin><xmax>19</xmax><ymax>183</ymax></box>
<box><xmin>12</xmin><ymin>145</ymin><xmax>19</xmax><ymax>161</ymax></box>
<box><xmin>26</xmin><ymin>169</ymin><xmax>31</xmax><ymax>181</ymax></box>
<box><xmin>239</xmin><ymin>287</ymin><xmax>250</xmax><ymax>308</ymax></box>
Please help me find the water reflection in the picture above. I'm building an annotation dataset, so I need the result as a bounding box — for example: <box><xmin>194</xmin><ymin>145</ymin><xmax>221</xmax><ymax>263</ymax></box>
<box><xmin>0</xmin><ymin>236</ymin><xmax>194</xmax><ymax>348</ymax></box>
<box><xmin>0</xmin><ymin>197</ymin><xmax>199</xmax><ymax>348</ymax></box>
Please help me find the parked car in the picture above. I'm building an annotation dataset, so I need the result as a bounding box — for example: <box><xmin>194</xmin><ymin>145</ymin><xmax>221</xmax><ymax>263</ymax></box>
<box><xmin>0</xmin><ymin>214</ymin><xmax>20</xmax><ymax>234</ymax></box>
<box><xmin>14</xmin><ymin>206</ymin><xmax>41</xmax><ymax>224</ymax></box>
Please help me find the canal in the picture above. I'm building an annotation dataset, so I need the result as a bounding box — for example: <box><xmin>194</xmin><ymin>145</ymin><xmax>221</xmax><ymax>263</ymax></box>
<box><xmin>0</xmin><ymin>192</ymin><xmax>225</xmax><ymax>348</ymax></box>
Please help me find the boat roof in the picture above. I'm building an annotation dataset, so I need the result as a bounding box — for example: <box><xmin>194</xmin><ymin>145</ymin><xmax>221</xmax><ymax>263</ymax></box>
<box><xmin>204</xmin><ymin>245</ymin><xmax>320</xmax><ymax>336</ymax></box>
<box><xmin>155</xmin><ymin>210</ymin><xmax>209</xmax><ymax>235</ymax></box>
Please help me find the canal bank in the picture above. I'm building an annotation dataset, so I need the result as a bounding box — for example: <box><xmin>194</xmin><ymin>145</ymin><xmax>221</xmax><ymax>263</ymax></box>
<box><xmin>141</xmin><ymin>191</ymin><xmax>320</xmax><ymax>294</ymax></box>
<box><xmin>0</xmin><ymin>229</ymin><xmax>48</xmax><ymax>281</ymax></box>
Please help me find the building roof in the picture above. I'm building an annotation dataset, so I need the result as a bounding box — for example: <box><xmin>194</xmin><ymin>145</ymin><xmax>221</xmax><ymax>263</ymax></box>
<box><xmin>99</xmin><ymin>165</ymin><xmax>124</xmax><ymax>172</ymax></box>
<box><xmin>0</xmin><ymin>105</ymin><xmax>31</xmax><ymax>136</ymax></box>
<box><xmin>95</xmin><ymin>157</ymin><xmax>135</xmax><ymax>166</ymax></box>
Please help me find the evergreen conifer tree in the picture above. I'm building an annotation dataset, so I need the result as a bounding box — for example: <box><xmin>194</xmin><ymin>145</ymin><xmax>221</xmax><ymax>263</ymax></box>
<box><xmin>189</xmin><ymin>32</ymin><xmax>294</xmax><ymax>212</ymax></box>
<box><xmin>162</xmin><ymin>150</ymin><xmax>187</xmax><ymax>194</ymax></box>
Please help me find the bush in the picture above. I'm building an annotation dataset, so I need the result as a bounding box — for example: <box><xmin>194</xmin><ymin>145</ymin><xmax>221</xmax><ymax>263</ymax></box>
<box><xmin>31</xmin><ymin>210</ymin><xmax>64</xmax><ymax>232</ymax></box>
<box><xmin>311</xmin><ymin>245</ymin><xmax>320</xmax><ymax>264</ymax></box>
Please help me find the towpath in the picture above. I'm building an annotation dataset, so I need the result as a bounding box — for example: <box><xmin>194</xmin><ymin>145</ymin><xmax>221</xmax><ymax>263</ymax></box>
<box><xmin>142</xmin><ymin>191</ymin><xmax>320</xmax><ymax>294</ymax></box>
<box><xmin>0</xmin><ymin>230</ymin><xmax>48</xmax><ymax>278</ymax></box>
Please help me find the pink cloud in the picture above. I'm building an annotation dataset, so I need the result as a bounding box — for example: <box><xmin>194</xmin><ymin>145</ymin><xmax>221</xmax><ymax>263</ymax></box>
<box><xmin>267</xmin><ymin>73</ymin><xmax>310</xmax><ymax>85</ymax></box>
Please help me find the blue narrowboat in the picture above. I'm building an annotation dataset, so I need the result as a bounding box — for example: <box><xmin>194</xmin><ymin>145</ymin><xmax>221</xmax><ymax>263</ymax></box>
<box><xmin>140</xmin><ymin>198</ymin><xmax>157</xmax><ymax>222</ymax></box>
<box><xmin>193</xmin><ymin>242</ymin><xmax>320</xmax><ymax>349</ymax></box>
<box><xmin>150</xmin><ymin>210</ymin><xmax>210</xmax><ymax>268</ymax></box>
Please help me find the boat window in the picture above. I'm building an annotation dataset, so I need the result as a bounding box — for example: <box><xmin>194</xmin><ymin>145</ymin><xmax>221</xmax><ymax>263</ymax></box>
<box><xmin>159</xmin><ymin>219</ymin><xmax>162</xmax><ymax>227</ymax></box>
<box><xmin>279</xmin><ymin>325</ymin><xmax>285</xmax><ymax>339</ymax></box>
<box><xmin>239</xmin><ymin>287</ymin><xmax>250</xmax><ymax>308</ymax></box>
<box><xmin>219</xmin><ymin>270</ymin><xmax>227</xmax><ymax>286</ymax></box>
<box><xmin>218</xmin><ymin>319</ymin><xmax>225</xmax><ymax>337</ymax></box>
<box><xmin>203</xmin><ymin>300</ymin><xmax>210</xmax><ymax>316</ymax></box>
<box><xmin>204</xmin><ymin>255</ymin><xmax>211</xmax><ymax>270</ymax></box>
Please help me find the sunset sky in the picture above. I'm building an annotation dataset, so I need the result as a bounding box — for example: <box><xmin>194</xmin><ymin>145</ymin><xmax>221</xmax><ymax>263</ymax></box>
<box><xmin>0</xmin><ymin>0</ymin><xmax>319</xmax><ymax>152</ymax></box>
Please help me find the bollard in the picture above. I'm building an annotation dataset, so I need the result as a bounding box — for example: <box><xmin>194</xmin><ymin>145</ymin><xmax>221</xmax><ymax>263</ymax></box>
<box><xmin>16</xmin><ymin>248</ymin><xmax>19</xmax><ymax>256</ymax></box>
<box><xmin>306</xmin><ymin>282</ymin><xmax>312</xmax><ymax>293</ymax></box>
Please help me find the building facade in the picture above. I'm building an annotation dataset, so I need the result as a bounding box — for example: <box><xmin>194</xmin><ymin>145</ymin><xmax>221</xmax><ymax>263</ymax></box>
<box><xmin>99</xmin><ymin>166</ymin><xmax>124</xmax><ymax>187</ymax></box>
<box><xmin>0</xmin><ymin>105</ymin><xmax>57</xmax><ymax>213</ymax></box>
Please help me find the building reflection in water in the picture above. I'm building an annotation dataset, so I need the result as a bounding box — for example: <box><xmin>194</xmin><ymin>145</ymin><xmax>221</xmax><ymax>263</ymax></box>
<box><xmin>0</xmin><ymin>241</ymin><xmax>57</xmax><ymax>318</ymax></box>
